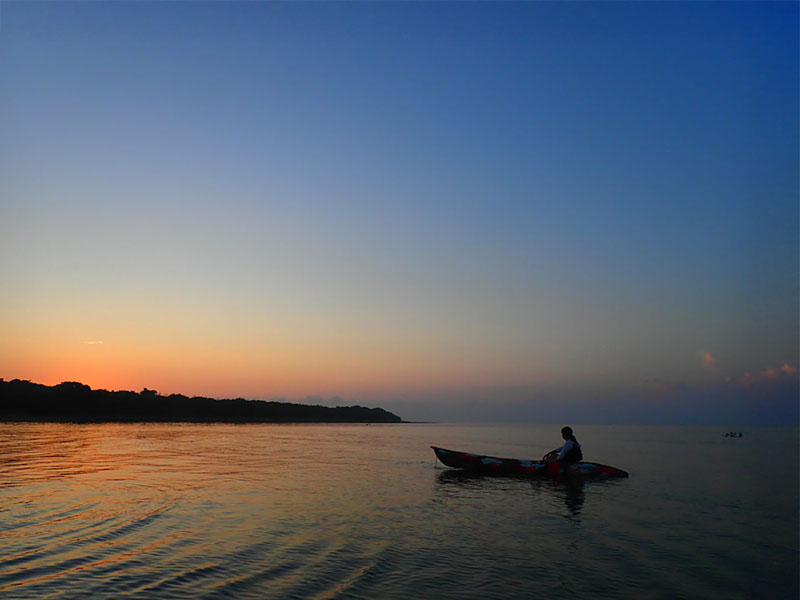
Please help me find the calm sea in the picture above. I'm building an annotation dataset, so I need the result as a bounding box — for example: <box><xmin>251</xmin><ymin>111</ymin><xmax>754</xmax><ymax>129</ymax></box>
<box><xmin>0</xmin><ymin>423</ymin><xmax>797</xmax><ymax>599</ymax></box>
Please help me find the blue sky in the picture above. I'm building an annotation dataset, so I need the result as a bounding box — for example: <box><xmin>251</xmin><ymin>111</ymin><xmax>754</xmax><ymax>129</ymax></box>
<box><xmin>1</xmin><ymin>2</ymin><xmax>797</xmax><ymax>424</ymax></box>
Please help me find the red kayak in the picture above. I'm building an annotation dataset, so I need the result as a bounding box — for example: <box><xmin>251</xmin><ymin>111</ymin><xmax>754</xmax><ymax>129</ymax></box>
<box><xmin>431</xmin><ymin>446</ymin><xmax>628</xmax><ymax>478</ymax></box>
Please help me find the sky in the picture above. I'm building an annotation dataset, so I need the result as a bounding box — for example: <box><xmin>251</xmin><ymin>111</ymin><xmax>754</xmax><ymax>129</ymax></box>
<box><xmin>1</xmin><ymin>1</ymin><xmax>797</xmax><ymax>425</ymax></box>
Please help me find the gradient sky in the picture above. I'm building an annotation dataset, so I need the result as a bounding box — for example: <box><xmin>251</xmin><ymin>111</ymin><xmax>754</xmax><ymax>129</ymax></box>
<box><xmin>1</xmin><ymin>2</ymin><xmax>797</xmax><ymax>424</ymax></box>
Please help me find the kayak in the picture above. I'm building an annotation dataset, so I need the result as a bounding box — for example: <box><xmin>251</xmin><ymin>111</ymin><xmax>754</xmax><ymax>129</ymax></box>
<box><xmin>431</xmin><ymin>446</ymin><xmax>629</xmax><ymax>478</ymax></box>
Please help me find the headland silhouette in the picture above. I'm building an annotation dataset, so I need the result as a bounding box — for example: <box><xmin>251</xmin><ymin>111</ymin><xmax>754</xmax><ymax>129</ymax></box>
<box><xmin>0</xmin><ymin>379</ymin><xmax>402</xmax><ymax>423</ymax></box>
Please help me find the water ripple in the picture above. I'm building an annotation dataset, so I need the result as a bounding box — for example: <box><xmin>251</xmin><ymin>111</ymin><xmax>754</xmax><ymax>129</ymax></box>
<box><xmin>0</xmin><ymin>423</ymin><xmax>796</xmax><ymax>599</ymax></box>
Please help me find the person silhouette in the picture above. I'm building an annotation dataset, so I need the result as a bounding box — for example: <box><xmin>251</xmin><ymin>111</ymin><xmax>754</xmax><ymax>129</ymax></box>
<box><xmin>542</xmin><ymin>426</ymin><xmax>583</xmax><ymax>473</ymax></box>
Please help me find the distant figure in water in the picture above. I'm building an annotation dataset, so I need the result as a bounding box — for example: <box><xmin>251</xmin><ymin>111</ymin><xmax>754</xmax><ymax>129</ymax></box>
<box><xmin>543</xmin><ymin>426</ymin><xmax>583</xmax><ymax>467</ymax></box>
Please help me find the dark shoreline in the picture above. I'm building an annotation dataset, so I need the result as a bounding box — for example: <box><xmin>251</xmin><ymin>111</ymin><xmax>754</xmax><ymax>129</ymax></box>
<box><xmin>0</xmin><ymin>417</ymin><xmax>406</xmax><ymax>424</ymax></box>
<box><xmin>0</xmin><ymin>379</ymin><xmax>403</xmax><ymax>424</ymax></box>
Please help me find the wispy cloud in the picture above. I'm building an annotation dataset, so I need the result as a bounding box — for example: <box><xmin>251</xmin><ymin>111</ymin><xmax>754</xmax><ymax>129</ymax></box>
<box><xmin>780</xmin><ymin>363</ymin><xmax>797</xmax><ymax>375</ymax></box>
<box><xmin>84</xmin><ymin>341</ymin><xmax>104</xmax><ymax>345</ymax></box>
<box><xmin>726</xmin><ymin>363</ymin><xmax>798</xmax><ymax>386</ymax></box>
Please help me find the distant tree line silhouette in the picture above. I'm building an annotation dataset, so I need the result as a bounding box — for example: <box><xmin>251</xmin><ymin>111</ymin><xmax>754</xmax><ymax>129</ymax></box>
<box><xmin>0</xmin><ymin>379</ymin><xmax>402</xmax><ymax>423</ymax></box>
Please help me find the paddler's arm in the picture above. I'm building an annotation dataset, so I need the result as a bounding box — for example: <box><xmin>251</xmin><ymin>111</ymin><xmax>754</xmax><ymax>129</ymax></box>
<box><xmin>555</xmin><ymin>440</ymin><xmax>573</xmax><ymax>461</ymax></box>
<box><xmin>542</xmin><ymin>446</ymin><xmax>562</xmax><ymax>461</ymax></box>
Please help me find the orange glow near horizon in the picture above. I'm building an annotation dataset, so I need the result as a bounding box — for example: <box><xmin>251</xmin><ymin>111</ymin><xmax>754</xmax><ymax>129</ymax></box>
<box><xmin>3</xmin><ymin>285</ymin><xmax>797</xmax><ymax>407</ymax></box>
<box><xmin>1</xmin><ymin>284</ymin><xmax>562</xmax><ymax>400</ymax></box>
<box><xmin>3</xmin><ymin>347</ymin><xmax>546</xmax><ymax>402</ymax></box>
<box><xmin>1</xmin><ymin>310</ymin><xmax>549</xmax><ymax>401</ymax></box>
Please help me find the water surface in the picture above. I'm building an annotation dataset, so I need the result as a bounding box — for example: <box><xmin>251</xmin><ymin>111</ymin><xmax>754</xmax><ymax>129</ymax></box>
<box><xmin>1</xmin><ymin>423</ymin><xmax>797</xmax><ymax>599</ymax></box>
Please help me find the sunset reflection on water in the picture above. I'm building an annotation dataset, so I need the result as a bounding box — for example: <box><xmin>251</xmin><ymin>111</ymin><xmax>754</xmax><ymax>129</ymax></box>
<box><xmin>0</xmin><ymin>423</ymin><xmax>797</xmax><ymax>599</ymax></box>
<box><xmin>0</xmin><ymin>423</ymin><xmax>416</xmax><ymax>599</ymax></box>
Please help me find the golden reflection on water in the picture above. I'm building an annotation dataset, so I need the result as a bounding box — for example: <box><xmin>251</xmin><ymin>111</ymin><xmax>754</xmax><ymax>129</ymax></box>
<box><xmin>0</xmin><ymin>423</ymin><xmax>797</xmax><ymax>600</ymax></box>
<box><xmin>0</xmin><ymin>423</ymin><xmax>418</xmax><ymax>599</ymax></box>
